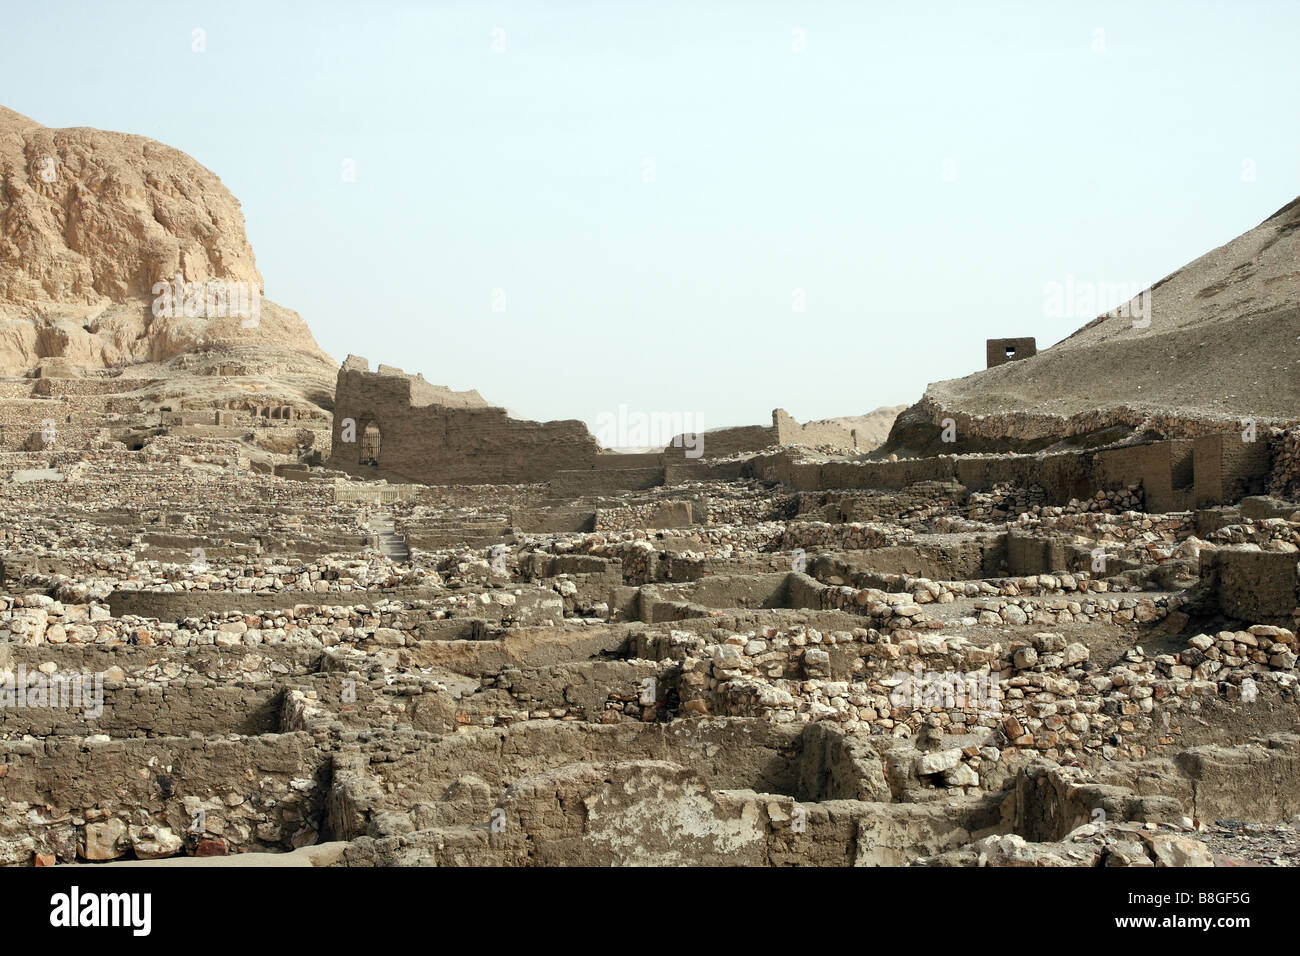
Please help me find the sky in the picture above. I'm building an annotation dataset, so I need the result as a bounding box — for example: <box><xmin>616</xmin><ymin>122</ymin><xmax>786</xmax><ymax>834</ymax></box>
<box><xmin>7</xmin><ymin>0</ymin><xmax>1300</xmax><ymax>438</ymax></box>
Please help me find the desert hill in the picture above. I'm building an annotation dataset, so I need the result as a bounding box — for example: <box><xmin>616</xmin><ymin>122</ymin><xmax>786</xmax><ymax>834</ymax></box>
<box><xmin>0</xmin><ymin>105</ymin><xmax>334</xmax><ymax>390</ymax></box>
<box><xmin>883</xmin><ymin>195</ymin><xmax>1300</xmax><ymax>456</ymax></box>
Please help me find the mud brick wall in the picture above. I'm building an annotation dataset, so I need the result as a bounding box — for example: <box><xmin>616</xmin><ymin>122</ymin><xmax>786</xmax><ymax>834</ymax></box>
<box><xmin>1173</xmin><ymin>740</ymin><xmax>1300</xmax><ymax>822</ymax></box>
<box><xmin>1194</xmin><ymin>432</ymin><xmax>1272</xmax><ymax>506</ymax></box>
<box><xmin>548</xmin><ymin>467</ymin><xmax>665</xmax><ymax>497</ymax></box>
<box><xmin>819</xmin><ymin>456</ymin><xmax>955</xmax><ymax>491</ymax></box>
<box><xmin>1093</xmin><ymin>440</ymin><xmax>1193</xmax><ymax>513</ymax></box>
<box><xmin>0</xmin><ymin>733</ymin><xmax>330</xmax><ymax>858</ymax></box>
<box><xmin>758</xmin><ymin>452</ymin><xmax>1090</xmax><ymax>505</ymax></box>
<box><xmin>512</xmin><ymin>507</ymin><xmax>597</xmax><ymax>533</ymax></box>
<box><xmin>0</xmin><ymin>682</ymin><xmax>281</xmax><ymax>737</ymax></box>
<box><xmin>814</xmin><ymin>537</ymin><xmax>998</xmax><ymax>580</ymax></box>
<box><xmin>348</xmin><ymin>719</ymin><xmax>806</xmax><ymax>820</ymax></box>
<box><xmin>986</xmin><ymin>337</ymin><xmax>1037</xmax><ymax>368</ymax></box>
<box><xmin>954</xmin><ymin>454</ymin><xmax>1092</xmax><ymax>505</ymax></box>
<box><xmin>663</xmin><ymin>407</ymin><xmax>870</xmax><ymax>459</ymax></box>
<box><xmin>1005</xmin><ymin>530</ymin><xmax>1069</xmax><ymax>576</ymax></box>
<box><xmin>333</xmin><ymin>482</ymin><xmax>419</xmax><ymax>504</ymax></box>
<box><xmin>330</xmin><ymin>358</ymin><xmax>601</xmax><ymax>484</ymax></box>
<box><xmin>517</xmin><ymin>553</ymin><xmax>622</xmax><ymax>582</ymax></box>
<box><xmin>663</xmin><ymin>423</ymin><xmax>775</xmax><ymax>460</ymax></box>
<box><xmin>593</xmin><ymin>452</ymin><xmax>663</xmax><ymax>470</ymax></box>
<box><xmin>665</xmin><ymin>459</ymin><xmax>748</xmax><ymax>484</ymax></box>
<box><xmin>773</xmin><ymin>409</ymin><xmax>862</xmax><ymax>451</ymax></box>
<box><xmin>752</xmin><ymin>437</ymin><xmax>1270</xmax><ymax>514</ymax></box>
<box><xmin>1204</xmin><ymin>548</ymin><xmax>1300</xmax><ymax>625</ymax></box>
<box><xmin>642</xmin><ymin>572</ymin><xmax>791</xmax><ymax>614</ymax></box>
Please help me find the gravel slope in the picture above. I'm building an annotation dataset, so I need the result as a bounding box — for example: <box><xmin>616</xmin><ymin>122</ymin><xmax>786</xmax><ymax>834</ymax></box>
<box><xmin>925</xmin><ymin>197</ymin><xmax>1300</xmax><ymax>423</ymax></box>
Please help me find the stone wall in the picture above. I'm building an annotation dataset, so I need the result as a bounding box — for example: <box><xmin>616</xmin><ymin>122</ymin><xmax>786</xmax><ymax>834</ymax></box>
<box><xmin>898</xmin><ymin>395</ymin><xmax>1294</xmax><ymax>449</ymax></box>
<box><xmin>1194</xmin><ymin>431</ymin><xmax>1272</xmax><ymax>506</ymax></box>
<box><xmin>1268</xmin><ymin>427</ymin><xmax>1300</xmax><ymax>499</ymax></box>
<box><xmin>773</xmin><ymin>409</ymin><xmax>863</xmax><ymax>451</ymax></box>
<box><xmin>663</xmin><ymin>423</ymin><xmax>775</xmax><ymax>460</ymax></box>
<box><xmin>594</xmin><ymin>499</ymin><xmax>700</xmax><ymax>532</ymax></box>
<box><xmin>329</xmin><ymin>356</ymin><xmax>601</xmax><ymax>484</ymax></box>
<box><xmin>986</xmin><ymin>337</ymin><xmax>1037</xmax><ymax>368</ymax></box>
<box><xmin>634</xmin><ymin>615</ymin><xmax>1298</xmax><ymax>768</ymax></box>
<box><xmin>1202</xmin><ymin>548</ymin><xmax>1300</xmax><ymax>626</ymax></box>
<box><xmin>750</xmin><ymin>435</ymin><xmax>1273</xmax><ymax>514</ymax></box>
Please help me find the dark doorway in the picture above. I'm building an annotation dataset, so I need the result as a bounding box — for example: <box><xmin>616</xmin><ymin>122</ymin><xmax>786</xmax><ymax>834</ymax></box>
<box><xmin>360</xmin><ymin>422</ymin><xmax>382</xmax><ymax>466</ymax></box>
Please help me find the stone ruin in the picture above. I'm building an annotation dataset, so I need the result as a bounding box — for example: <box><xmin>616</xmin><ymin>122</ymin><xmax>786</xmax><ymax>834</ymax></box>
<box><xmin>987</xmin><ymin>337</ymin><xmax>1037</xmax><ymax>368</ymax></box>
<box><xmin>328</xmin><ymin>355</ymin><xmax>602</xmax><ymax>484</ymax></box>
<box><xmin>1</xmin><ymin>103</ymin><xmax>1297</xmax><ymax>871</ymax></box>
<box><xmin>3</xmin><ymin>349</ymin><xmax>1299</xmax><ymax>868</ymax></box>
<box><xmin>327</xmin><ymin>356</ymin><xmax>871</xmax><ymax>485</ymax></box>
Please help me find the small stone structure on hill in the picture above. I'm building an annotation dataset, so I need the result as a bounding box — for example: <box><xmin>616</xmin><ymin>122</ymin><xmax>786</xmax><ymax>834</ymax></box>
<box><xmin>986</xmin><ymin>337</ymin><xmax>1037</xmax><ymax>368</ymax></box>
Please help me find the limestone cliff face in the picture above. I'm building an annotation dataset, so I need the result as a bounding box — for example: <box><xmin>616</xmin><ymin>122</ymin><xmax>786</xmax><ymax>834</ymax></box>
<box><xmin>0</xmin><ymin>105</ymin><xmax>332</xmax><ymax>374</ymax></box>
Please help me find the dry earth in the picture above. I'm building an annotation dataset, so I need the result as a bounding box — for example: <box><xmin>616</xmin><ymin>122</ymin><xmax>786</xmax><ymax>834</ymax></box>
<box><xmin>923</xmin><ymin>198</ymin><xmax>1300</xmax><ymax>424</ymax></box>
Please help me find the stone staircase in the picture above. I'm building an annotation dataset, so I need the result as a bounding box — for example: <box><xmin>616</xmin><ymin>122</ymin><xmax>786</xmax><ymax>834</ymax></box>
<box><xmin>364</xmin><ymin>515</ymin><xmax>411</xmax><ymax>563</ymax></box>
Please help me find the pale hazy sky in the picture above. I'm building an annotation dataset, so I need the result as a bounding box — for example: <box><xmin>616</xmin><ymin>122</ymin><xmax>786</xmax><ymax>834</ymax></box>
<box><xmin>8</xmin><ymin>1</ymin><xmax>1300</xmax><ymax>434</ymax></box>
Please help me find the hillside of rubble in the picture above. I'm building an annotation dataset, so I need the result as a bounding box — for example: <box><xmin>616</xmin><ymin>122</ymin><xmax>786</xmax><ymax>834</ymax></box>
<box><xmin>882</xmin><ymin>197</ymin><xmax>1300</xmax><ymax>458</ymax></box>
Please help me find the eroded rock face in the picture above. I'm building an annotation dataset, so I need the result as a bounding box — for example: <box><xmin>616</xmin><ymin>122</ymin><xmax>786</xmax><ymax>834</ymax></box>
<box><xmin>0</xmin><ymin>105</ymin><xmax>331</xmax><ymax>375</ymax></box>
<box><xmin>0</xmin><ymin>105</ymin><xmax>260</xmax><ymax>307</ymax></box>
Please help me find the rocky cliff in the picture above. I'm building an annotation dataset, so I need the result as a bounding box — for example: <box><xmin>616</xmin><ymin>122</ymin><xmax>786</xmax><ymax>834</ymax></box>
<box><xmin>0</xmin><ymin>105</ymin><xmax>333</xmax><ymax>381</ymax></box>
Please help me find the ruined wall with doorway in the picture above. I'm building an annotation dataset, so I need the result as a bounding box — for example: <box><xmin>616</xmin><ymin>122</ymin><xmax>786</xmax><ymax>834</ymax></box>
<box><xmin>329</xmin><ymin>356</ymin><xmax>602</xmax><ymax>484</ymax></box>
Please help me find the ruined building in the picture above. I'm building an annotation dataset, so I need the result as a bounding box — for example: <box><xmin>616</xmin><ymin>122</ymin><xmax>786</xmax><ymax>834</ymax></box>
<box><xmin>328</xmin><ymin>356</ymin><xmax>602</xmax><ymax>484</ymax></box>
<box><xmin>986</xmin><ymin>337</ymin><xmax>1037</xmax><ymax>368</ymax></box>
